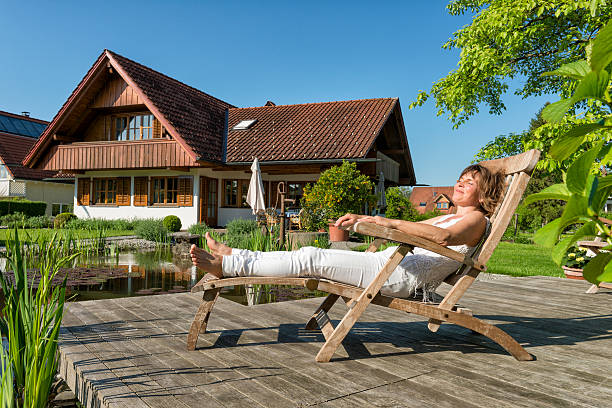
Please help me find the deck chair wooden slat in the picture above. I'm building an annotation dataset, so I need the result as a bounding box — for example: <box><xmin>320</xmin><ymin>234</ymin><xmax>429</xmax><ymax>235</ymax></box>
<box><xmin>187</xmin><ymin>149</ymin><xmax>540</xmax><ymax>363</ymax></box>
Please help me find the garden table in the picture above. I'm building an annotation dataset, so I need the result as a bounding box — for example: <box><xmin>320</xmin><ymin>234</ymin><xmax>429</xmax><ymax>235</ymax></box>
<box><xmin>576</xmin><ymin>240</ymin><xmax>612</xmax><ymax>293</ymax></box>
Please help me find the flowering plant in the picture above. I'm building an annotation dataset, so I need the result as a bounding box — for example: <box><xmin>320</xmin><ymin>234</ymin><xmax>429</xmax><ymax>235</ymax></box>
<box><xmin>562</xmin><ymin>245</ymin><xmax>590</xmax><ymax>269</ymax></box>
<box><xmin>301</xmin><ymin>161</ymin><xmax>376</xmax><ymax>231</ymax></box>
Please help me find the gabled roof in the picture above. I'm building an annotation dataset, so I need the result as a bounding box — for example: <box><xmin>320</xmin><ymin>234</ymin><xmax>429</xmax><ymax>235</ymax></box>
<box><xmin>0</xmin><ymin>110</ymin><xmax>48</xmax><ymax>138</ymax></box>
<box><xmin>433</xmin><ymin>193</ymin><xmax>453</xmax><ymax>203</ymax></box>
<box><xmin>24</xmin><ymin>50</ymin><xmax>234</xmax><ymax>167</ymax></box>
<box><xmin>226</xmin><ymin>98</ymin><xmax>397</xmax><ymax>162</ymax></box>
<box><xmin>0</xmin><ymin>132</ymin><xmax>57</xmax><ymax>180</ymax></box>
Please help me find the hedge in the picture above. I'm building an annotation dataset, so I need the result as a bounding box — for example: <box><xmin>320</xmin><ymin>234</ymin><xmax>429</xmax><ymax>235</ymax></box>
<box><xmin>0</xmin><ymin>199</ymin><xmax>47</xmax><ymax>217</ymax></box>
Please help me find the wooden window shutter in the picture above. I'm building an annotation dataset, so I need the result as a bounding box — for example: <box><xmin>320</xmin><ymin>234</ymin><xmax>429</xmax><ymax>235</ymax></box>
<box><xmin>178</xmin><ymin>177</ymin><xmax>193</xmax><ymax>206</ymax></box>
<box><xmin>117</xmin><ymin>177</ymin><xmax>131</xmax><ymax>206</ymax></box>
<box><xmin>77</xmin><ymin>178</ymin><xmax>90</xmax><ymax>205</ymax></box>
<box><xmin>133</xmin><ymin>177</ymin><xmax>147</xmax><ymax>206</ymax></box>
<box><xmin>153</xmin><ymin>118</ymin><xmax>162</xmax><ymax>139</ymax></box>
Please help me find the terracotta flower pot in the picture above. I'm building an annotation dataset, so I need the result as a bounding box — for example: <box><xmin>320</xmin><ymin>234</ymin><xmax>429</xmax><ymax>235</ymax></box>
<box><xmin>561</xmin><ymin>265</ymin><xmax>585</xmax><ymax>280</ymax></box>
<box><xmin>328</xmin><ymin>223</ymin><xmax>349</xmax><ymax>242</ymax></box>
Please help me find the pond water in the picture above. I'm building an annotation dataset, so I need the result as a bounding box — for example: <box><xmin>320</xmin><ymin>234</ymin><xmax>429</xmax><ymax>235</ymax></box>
<box><xmin>3</xmin><ymin>249</ymin><xmax>323</xmax><ymax>305</ymax></box>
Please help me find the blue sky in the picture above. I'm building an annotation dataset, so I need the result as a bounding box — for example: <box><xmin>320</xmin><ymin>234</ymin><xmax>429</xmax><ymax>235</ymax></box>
<box><xmin>0</xmin><ymin>1</ymin><xmax>552</xmax><ymax>186</ymax></box>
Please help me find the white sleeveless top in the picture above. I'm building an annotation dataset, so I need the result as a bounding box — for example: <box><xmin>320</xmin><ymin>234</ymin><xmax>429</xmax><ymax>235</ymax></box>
<box><xmin>383</xmin><ymin>214</ymin><xmax>486</xmax><ymax>297</ymax></box>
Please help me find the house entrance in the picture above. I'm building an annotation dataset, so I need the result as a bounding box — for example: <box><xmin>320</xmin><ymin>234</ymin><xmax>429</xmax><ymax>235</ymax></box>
<box><xmin>199</xmin><ymin>176</ymin><xmax>218</xmax><ymax>227</ymax></box>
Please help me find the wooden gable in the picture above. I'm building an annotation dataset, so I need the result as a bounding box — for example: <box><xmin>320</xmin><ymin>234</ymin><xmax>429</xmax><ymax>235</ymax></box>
<box><xmin>91</xmin><ymin>76</ymin><xmax>144</xmax><ymax>108</ymax></box>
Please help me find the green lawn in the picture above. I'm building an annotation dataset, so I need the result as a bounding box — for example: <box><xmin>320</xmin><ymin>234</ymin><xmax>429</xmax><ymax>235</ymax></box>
<box><xmin>0</xmin><ymin>228</ymin><xmax>134</xmax><ymax>243</ymax></box>
<box><xmin>487</xmin><ymin>241</ymin><xmax>563</xmax><ymax>277</ymax></box>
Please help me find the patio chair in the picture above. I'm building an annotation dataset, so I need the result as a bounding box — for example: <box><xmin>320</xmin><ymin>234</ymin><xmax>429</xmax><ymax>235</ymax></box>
<box><xmin>187</xmin><ymin>150</ymin><xmax>540</xmax><ymax>362</ymax></box>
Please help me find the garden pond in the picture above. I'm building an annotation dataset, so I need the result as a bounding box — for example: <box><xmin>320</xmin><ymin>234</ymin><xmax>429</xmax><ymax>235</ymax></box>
<box><xmin>0</xmin><ymin>248</ymin><xmax>324</xmax><ymax>306</ymax></box>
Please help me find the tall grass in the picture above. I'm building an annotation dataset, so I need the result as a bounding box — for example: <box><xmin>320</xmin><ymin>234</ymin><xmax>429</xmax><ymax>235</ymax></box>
<box><xmin>0</xmin><ymin>229</ymin><xmax>79</xmax><ymax>407</ymax></box>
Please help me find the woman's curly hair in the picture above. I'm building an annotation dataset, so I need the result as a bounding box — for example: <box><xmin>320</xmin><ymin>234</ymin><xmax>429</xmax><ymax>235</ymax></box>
<box><xmin>459</xmin><ymin>164</ymin><xmax>506</xmax><ymax>217</ymax></box>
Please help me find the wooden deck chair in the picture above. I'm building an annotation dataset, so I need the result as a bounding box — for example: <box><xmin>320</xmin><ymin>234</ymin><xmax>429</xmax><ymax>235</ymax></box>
<box><xmin>187</xmin><ymin>149</ymin><xmax>540</xmax><ymax>362</ymax></box>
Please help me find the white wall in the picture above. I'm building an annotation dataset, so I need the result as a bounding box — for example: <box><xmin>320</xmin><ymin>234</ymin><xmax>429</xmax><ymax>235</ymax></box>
<box><xmin>24</xmin><ymin>180</ymin><xmax>74</xmax><ymax>215</ymax></box>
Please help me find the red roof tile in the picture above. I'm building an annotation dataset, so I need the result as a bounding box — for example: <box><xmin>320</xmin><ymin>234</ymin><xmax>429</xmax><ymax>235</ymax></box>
<box><xmin>410</xmin><ymin>186</ymin><xmax>455</xmax><ymax>214</ymax></box>
<box><xmin>0</xmin><ymin>132</ymin><xmax>59</xmax><ymax>180</ymax></box>
<box><xmin>226</xmin><ymin>98</ymin><xmax>397</xmax><ymax>162</ymax></box>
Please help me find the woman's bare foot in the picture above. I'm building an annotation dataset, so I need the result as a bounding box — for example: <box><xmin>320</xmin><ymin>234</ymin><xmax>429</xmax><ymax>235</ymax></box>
<box><xmin>190</xmin><ymin>244</ymin><xmax>223</xmax><ymax>278</ymax></box>
<box><xmin>205</xmin><ymin>232</ymin><xmax>232</xmax><ymax>256</ymax></box>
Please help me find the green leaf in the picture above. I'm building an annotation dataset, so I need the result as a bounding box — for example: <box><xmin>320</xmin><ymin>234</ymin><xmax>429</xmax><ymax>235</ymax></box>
<box><xmin>566</xmin><ymin>142</ymin><xmax>603</xmax><ymax>194</ymax></box>
<box><xmin>533</xmin><ymin>218</ymin><xmax>563</xmax><ymax>247</ymax></box>
<box><xmin>541</xmin><ymin>98</ymin><xmax>575</xmax><ymax>123</ymax></box>
<box><xmin>558</xmin><ymin>194</ymin><xmax>589</xmax><ymax>232</ymax></box>
<box><xmin>542</xmin><ymin>60</ymin><xmax>591</xmax><ymax>80</ymax></box>
<box><xmin>591</xmin><ymin>20</ymin><xmax>612</xmax><ymax>72</ymax></box>
<box><xmin>523</xmin><ymin>183</ymin><xmax>570</xmax><ymax>205</ymax></box>
<box><xmin>572</xmin><ymin>70</ymin><xmax>610</xmax><ymax>102</ymax></box>
<box><xmin>597</xmin><ymin>175</ymin><xmax>612</xmax><ymax>189</ymax></box>
<box><xmin>550</xmin><ymin>222</ymin><xmax>596</xmax><ymax>265</ymax></box>
<box><xmin>583</xmin><ymin>252</ymin><xmax>612</xmax><ymax>284</ymax></box>
<box><xmin>549</xmin><ymin>123</ymin><xmax>603</xmax><ymax>160</ymax></box>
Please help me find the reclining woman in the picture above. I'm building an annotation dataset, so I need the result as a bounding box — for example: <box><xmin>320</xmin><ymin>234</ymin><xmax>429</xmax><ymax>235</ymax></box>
<box><xmin>190</xmin><ymin>164</ymin><xmax>505</xmax><ymax>298</ymax></box>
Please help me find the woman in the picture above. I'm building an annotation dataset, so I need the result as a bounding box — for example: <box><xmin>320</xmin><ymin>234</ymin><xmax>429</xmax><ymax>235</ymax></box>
<box><xmin>190</xmin><ymin>164</ymin><xmax>505</xmax><ymax>297</ymax></box>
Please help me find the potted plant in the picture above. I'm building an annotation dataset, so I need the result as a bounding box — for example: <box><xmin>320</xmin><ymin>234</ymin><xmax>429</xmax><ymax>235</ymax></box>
<box><xmin>301</xmin><ymin>161</ymin><xmax>375</xmax><ymax>241</ymax></box>
<box><xmin>561</xmin><ymin>245</ymin><xmax>590</xmax><ymax>280</ymax></box>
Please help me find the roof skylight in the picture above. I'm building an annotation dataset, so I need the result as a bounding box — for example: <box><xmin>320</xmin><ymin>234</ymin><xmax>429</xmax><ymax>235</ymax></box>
<box><xmin>233</xmin><ymin>119</ymin><xmax>257</xmax><ymax>130</ymax></box>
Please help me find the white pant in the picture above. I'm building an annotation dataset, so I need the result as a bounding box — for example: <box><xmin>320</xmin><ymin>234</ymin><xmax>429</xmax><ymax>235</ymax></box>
<box><xmin>222</xmin><ymin>246</ymin><xmax>417</xmax><ymax>297</ymax></box>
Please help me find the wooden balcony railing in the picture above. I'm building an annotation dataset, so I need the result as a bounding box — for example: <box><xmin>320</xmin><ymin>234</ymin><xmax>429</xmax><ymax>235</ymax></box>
<box><xmin>38</xmin><ymin>139</ymin><xmax>199</xmax><ymax>171</ymax></box>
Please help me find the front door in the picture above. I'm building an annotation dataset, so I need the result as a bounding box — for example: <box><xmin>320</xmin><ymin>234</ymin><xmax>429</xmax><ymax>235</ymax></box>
<box><xmin>199</xmin><ymin>177</ymin><xmax>218</xmax><ymax>227</ymax></box>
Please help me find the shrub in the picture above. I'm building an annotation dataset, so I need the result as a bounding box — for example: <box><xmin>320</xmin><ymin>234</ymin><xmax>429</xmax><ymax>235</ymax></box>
<box><xmin>188</xmin><ymin>222</ymin><xmax>212</xmax><ymax>236</ymax></box>
<box><xmin>0</xmin><ymin>198</ymin><xmax>46</xmax><ymax>217</ymax></box>
<box><xmin>134</xmin><ymin>219</ymin><xmax>168</xmax><ymax>242</ymax></box>
<box><xmin>385</xmin><ymin>187</ymin><xmax>419</xmax><ymax>221</ymax></box>
<box><xmin>414</xmin><ymin>209</ymin><xmax>443</xmax><ymax>222</ymax></box>
<box><xmin>163</xmin><ymin>215</ymin><xmax>182</xmax><ymax>232</ymax></box>
<box><xmin>0</xmin><ymin>212</ymin><xmax>27</xmax><ymax>228</ymax></box>
<box><xmin>226</xmin><ymin>218</ymin><xmax>258</xmax><ymax>236</ymax></box>
<box><xmin>301</xmin><ymin>161</ymin><xmax>375</xmax><ymax>231</ymax></box>
<box><xmin>53</xmin><ymin>212</ymin><xmax>76</xmax><ymax>228</ymax></box>
<box><xmin>25</xmin><ymin>215</ymin><xmax>53</xmax><ymax>229</ymax></box>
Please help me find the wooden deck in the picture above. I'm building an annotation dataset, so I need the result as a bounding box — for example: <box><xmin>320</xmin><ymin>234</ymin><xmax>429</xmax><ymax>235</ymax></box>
<box><xmin>58</xmin><ymin>274</ymin><xmax>612</xmax><ymax>408</ymax></box>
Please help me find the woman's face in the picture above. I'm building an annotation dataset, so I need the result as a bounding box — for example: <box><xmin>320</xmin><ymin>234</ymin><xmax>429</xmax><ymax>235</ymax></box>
<box><xmin>453</xmin><ymin>171</ymin><xmax>481</xmax><ymax>208</ymax></box>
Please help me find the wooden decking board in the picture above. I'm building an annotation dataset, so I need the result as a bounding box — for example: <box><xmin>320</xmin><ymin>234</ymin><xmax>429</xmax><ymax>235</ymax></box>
<box><xmin>107</xmin><ymin>298</ymin><xmax>298</xmax><ymax>408</ymax></box>
<box><xmin>59</xmin><ymin>275</ymin><xmax>612</xmax><ymax>407</ymax></box>
<box><xmin>269</xmin><ymin>295</ymin><xmax>594</xmax><ymax>408</ymax></box>
<box><xmin>123</xmin><ymin>294</ymin><xmax>376</xmax><ymax>408</ymax></box>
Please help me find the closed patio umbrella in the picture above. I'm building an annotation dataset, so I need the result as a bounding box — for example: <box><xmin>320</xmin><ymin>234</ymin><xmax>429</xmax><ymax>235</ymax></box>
<box><xmin>246</xmin><ymin>158</ymin><xmax>266</xmax><ymax>214</ymax></box>
<box><xmin>376</xmin><ymin>171</ymin><xmax>386</xmax><ymax>210</ymax></box>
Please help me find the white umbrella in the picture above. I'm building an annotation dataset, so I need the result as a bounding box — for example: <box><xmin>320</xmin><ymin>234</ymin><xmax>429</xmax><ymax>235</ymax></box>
<box><xmin>376</xmin><ymin>171</ymin><xmax>386</xmax><ymax>209</ymax></box>
<box><xmin>246</xmin><ymin>157</ymin><xmax>266</xmax><ymax>215</ymax></box>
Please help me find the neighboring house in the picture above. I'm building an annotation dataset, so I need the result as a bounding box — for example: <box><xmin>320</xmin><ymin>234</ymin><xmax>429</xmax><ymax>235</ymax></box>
<box><xmin>410</xmin><ymin>186</ymin><xmax>455</xmax><ymax>215</ymax></box>
<box><xmin>0</xmin><ymin>110</ymin><xmax>74</xmax><ymax>215</ymax></box>
<box><xmin>24</xmin><ymin>50</ymin><xmax>415</xmax><ymax>227</ymax></box>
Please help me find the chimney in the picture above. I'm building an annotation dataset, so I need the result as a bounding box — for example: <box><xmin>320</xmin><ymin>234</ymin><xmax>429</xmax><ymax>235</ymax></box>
<box><xmin>265</xmin><ymin>101</ymin><xmax>276</xmax><ymax>107</ymax></box>
<box><xmin>21</xmin><ymin>111</ymin><xmax>30</xmax><ymax>117</ymax></box>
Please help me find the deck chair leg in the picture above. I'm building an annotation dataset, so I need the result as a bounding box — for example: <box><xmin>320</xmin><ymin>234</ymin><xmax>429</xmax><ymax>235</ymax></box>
<box><xmin>305</xmin><ymin>294</ymin><xmax>340</xmax><ymax>330</ymax></box>
<box><xmin>187</xmin><ymin>288</ymin><xmax>220</xmax><ymax>351</ymax></box>
<box><xmin>428</xmin><ymin>274</ymin><xmax>476</xmax><ymax>332</ymax></box>
<box><xmin>316</xmin><ymin>245</ymin><xmax>411</xmax><ymax>362</ymax></box>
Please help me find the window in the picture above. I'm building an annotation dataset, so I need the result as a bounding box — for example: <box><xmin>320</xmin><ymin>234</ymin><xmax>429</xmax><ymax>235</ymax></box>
<box><xmin>111</xmin><ymin>113</ymin><xmax>157</xmax><ymax>141</ymax></box>
<box><xmin>419</xmin><ymin>202</ymin><xmax>426</xmax><ymax>207</ymax></box>
<box><xmin>52</xmin><ymin>203</ymin><xmax>61</xmax><ymax>216</ymax></box>
<box><xmin>436</xmin><ymin>202</ymin><xmax>449</xmax><ymax>209</ymax></box>
<box><xmin>64</xmin><ymin>203</ymin><xmax>74</xmax><ymax>213</ymax></box>
<box><xmin>223</xmin><ymin>179</ymin><xmax>250</xmax><ymax>208</ymax></box>
<box><xmin>0</xmin><ymin>164</ymin><xmax>9</xmax><ymax>179</ymax></box>
<box><xmin>151</xmin><ymin>177</ymin><xmax>192</xmax><ymax>206</ymax></box>
<box><xmin>287</xmin><ymin>182</ymin><xmax>307</xmax><ymax>207</ymax></box>
<box><xmin>94</xmin><ymin>178</ymin><xmax>117</xmax><ymax>204</ymax></box>
<box><xmin>77</xmin><ymin>178</ymin><xmax>91</xmax><ymax>205</ymax></box>
<box><xmin>232</xmin><ymin>119</ymin><xmax>257</xmax><ymax>130</ymax></box>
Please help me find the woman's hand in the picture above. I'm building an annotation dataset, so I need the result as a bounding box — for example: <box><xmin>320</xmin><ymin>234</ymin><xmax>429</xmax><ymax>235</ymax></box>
<box><xmin>334</xmin><ymin>213</ymin><xmax>365</xmax><ymax>228</ymax></box>
<box><xmin>359</xmin><ymin>215</ymin><xmax>396</xmax><ymax>229</ymax></box>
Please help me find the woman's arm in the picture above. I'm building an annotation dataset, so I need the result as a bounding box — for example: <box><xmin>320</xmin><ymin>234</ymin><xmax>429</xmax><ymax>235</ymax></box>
<box><xmin>336</xmin><ymin>212</ymin><xmax>486</xmax><ymax>247</ymax></box>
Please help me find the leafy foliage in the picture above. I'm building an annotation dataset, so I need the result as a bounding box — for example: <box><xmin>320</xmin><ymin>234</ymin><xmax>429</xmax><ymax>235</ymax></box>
<box><xmin>385</xmin><ymin>187</ymin><xmax>420</xmax><ymax>221</ymax></box>
<box><xmin>525</xmin><ymin>19</ymin><xmax>612</xmax><ymax>285</ymax></box>
<box><xmin>162</xmin><ymin>215</ymin><xmax>182</xmax><ymax>232</ymax></box>
<box><xmin>53</xmin><ymin>212</ymin><xmax>76</xmax><ymax>228</ymax></box>
<box><xmin>134</xmin><ymin>219</ymin><xmax>168</xmax><ymax>243</ymax></box>
<box><xmin>410</xmin><ymin>1</ymin><xmax>612</xmax><ymax>127</ymax></box>
<box><xmin>301</xmin><ymin>161</ymin><xmax>375</xmax><ymax>231</ymax></box>
<box><xmin>188</xmin><ymin>222</ymin><xmax>212</xmax><ymax>236</ymax></box>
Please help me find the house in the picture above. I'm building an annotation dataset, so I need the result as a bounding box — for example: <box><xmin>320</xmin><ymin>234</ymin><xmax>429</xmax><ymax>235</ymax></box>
<box><xmin>410</xmin><ymin>186</ymin><xmax>455</xmax><ymax>215</ymax></box>
<box><xmin>0</xmin><ymin>110</ymin><xmax>74</xmax><ymax>215</ymax></box>
<box><xmin>24</xmin><ymin>50</ymin><xmax>415</xmax><ymax>227</ymax></box>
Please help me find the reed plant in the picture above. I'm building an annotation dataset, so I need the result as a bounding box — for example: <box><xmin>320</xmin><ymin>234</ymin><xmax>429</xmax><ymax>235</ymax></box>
<box><xmin>1</xmin><ymin>343</ymin><xmax>14</xmax><ymax>408</ymax></box>
<box><xmin>0</xmin><ymin>229</ymin><xmax>78</xmax><ymax>407</ymax></box>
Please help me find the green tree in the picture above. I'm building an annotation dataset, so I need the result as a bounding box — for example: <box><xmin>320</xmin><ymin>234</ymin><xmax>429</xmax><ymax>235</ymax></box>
<box><xmin>385</xmin><ymin>187</ymin><xmax>419</xmax><ymax>221</ymax></box>
<box><xmin>410</xmin><ymin>1</ymin><xmax>612</xmax><ymax>128</ymax></box>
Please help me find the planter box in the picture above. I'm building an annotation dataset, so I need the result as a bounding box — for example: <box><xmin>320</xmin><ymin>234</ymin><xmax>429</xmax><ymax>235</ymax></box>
<box><xmin>562</xmin><ymin>265</ymin><xmax>585</xmax><ymax>280</ymax></box>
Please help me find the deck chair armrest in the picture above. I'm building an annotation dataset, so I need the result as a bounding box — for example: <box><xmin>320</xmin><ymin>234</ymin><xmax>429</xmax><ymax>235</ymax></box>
<box><xmin>349</xmin><ymin>221</ymin><xmax>486</xmax><ymax>271</ymax></box>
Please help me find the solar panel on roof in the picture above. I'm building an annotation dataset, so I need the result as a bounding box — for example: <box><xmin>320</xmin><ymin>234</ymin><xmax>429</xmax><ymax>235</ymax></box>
<box><xmin>0</xmin><ymin>114</ymin><xmax>45</xmax><ymax>138</ymax></box>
